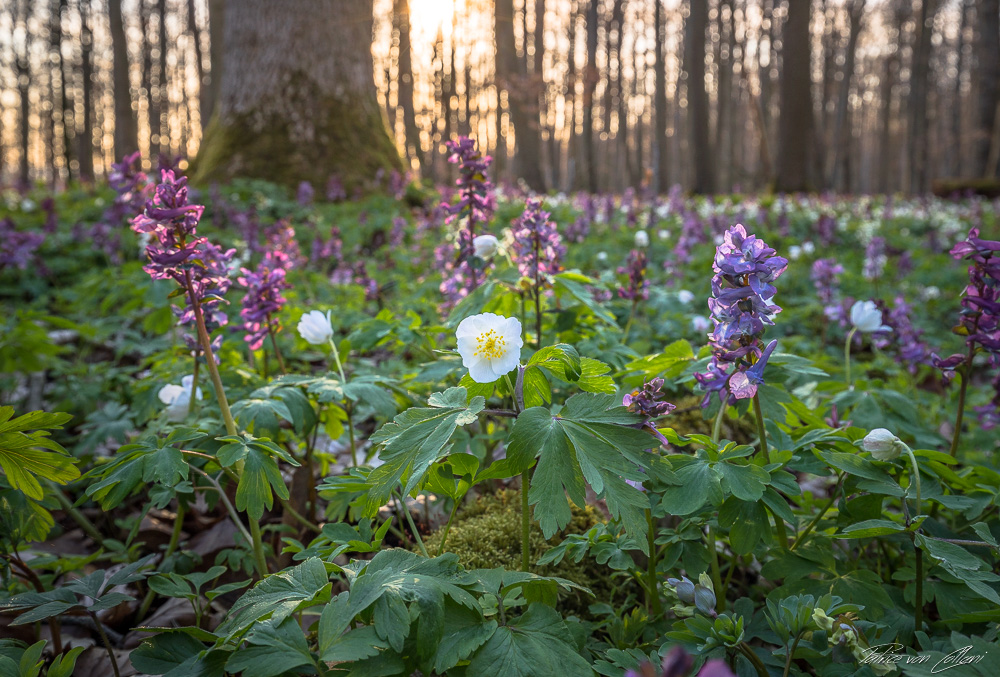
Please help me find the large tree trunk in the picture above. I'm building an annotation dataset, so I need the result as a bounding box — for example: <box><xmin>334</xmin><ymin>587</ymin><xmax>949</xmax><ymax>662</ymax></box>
<box><xmin>653</xmin><ymin>0</ymin><xmax>669</xmax><ymax>192</ymax></box>
<box><xmin>976</xmin><ymin>0</ymin><xmax>1000</xmax><ymax>177</ymax></box>
<box><xmin>832</xmin><ymin>0</ymin><xmax>865</xmax><ymax>192</ymax></box>
<box><xmin>206</xmin><ymin>0</ymin><xmax>224</xmax><ymax>123</ymax></box>
<box><xmin>775</xmin><ymin>0</ymin><xmax>813</xmax><ymax>192</ymax></box>
<box><xmin>582</xmin><ymin>0</ymin><xmax>599</xmax><ymax>192</ymax></box>
<box><xmin>686</xmin><ymin>0</ymin><xmax>713</xmax><ymax>193</ymax></box>
<box><xmin>78</xmin><ymin>0</ymin><xmax>95</xmax><ymax>181</ymax></box>
<box><xmin>193</xmin><ymin>0</ymin><xmax>401</xmax><ymax>191</ymax></box>
<box><xmin>495</xmin><ymin>0</ymin><xmax>546</xmax><ymax>191</ymax></box>
<box><xmin>16</xmin><ymin>0</ymin><xmax>31</xmax><ymax>188</ymax></box>
<box><xmin>187</xmin><ymin>0</ymin><xmax>208</xmax><ymax>133</ymax></box>
<box><xmin>393</xmin><ymin>0</ymin><xmax>423</xmax><ymax>170</ymax></box>
<box><xmin>157</xmin><ymin>0</ymin><xmax>170</xmax><ymax>157</ymax></box>
<box><xmin>908</xmin><ymin>0</ymin><xmax>938</xmax><ymax>193</ymax></box>
<box><xmin>108</xmin><ymin>0</ymin><xmax>138</xmax><ymax>158</ymax></box>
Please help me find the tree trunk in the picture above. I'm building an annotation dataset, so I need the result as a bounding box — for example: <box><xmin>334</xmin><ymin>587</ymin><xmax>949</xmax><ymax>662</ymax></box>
<box><xmin>206</xmin><ymin>0</ymin><xmax>224</xmax><ymax>123</ymax></box>
<box><xmin>393</xmin><ymin>0</ymin><xmax>423</xmax><ymax>170</ymax></box>
<box><xmin>192</xmin><ymin>0</ymin><xmax>401</xmax><ymax>192</ymax></box>
<box><xmin>157</xmin><ymin>0</ymin><xmax>170</xmax><ymax>157</ymax></box>
<box><xmin>976</xmin><ymin>0</ymin><xmax>1000</xmax><ymax>176</ymax></box>
<box><xmin>186</xmin><ymin>0</ymin><xmax>208</xmax><ymax>132</ymax></box>
<box><xmin>108</xmin><ymin>0</ymin><xmax>138</xmax><ymax>158</ymax></box>
<box><xmin>908</xmin><ymin>0</ymin><xmax>938</xmax><ymax>193</ymax></box>
<box><xmin>78</xmin><ymin>0</ymin><xmax>95</xmax><ymax>181</ymax></box>
<box><xmin>686</xmin><ymin>0</ymin><xmax>714</xmax><ymax>193</ymax></box>
<box><xmin>582</xmin><ymin>0</ymin><xmax>598</xmax><ymax>192</ymax></box>
<box><xmin>654</xmin><ymin>0</ymin><xmax>669</xmax><ymax>192</ymax></box>
<box><xmin>775</xmin><ymin>0</ymin><xmax>813</xmax><ymax>192</ymax></box>
<box><xmin>16</xmin><ymin>0</ymin><xmax>32</xmax><ymax>187</ymax></box>
<box><xmin>140</xmin><ymin>0</ymin><xmax>156</xmax><ymax>159</ymax></box>
<box><xmin>833</xmin><ymin>0</ymin><xmax>865</xmax><ymax>192</ymax></box>
<box><xmin>952</xmin><ymin>0</ymin><xmax>970</xmax><ymax>176</ymax></box>
<box><xmin>613</xmin><ymin>0</ymin><xmax>628</xmax><ymax>189</ymax></box>
<box><xmin>716</xmin><ymin>0</ymin><xmax>733</xmax><ymax>192</ymax></box>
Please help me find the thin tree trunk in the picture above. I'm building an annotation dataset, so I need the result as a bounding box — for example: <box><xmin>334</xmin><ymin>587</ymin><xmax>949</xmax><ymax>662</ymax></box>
<box><xmin>157</xmin><ymin>0</ymin><xmax>170</xmax><ymax>157</ymax></box>
<box><xmin>654</xmin><ymin>0</ymin><xmax>669</xmax><ymax>192</ymax></box>
<box><xmin>775</xmin><ymin>0</ymin><xmax>813</xmax><ymax>192</ymax></box>
<box><xmin>16</xmin><ymin>0</ymin><xmax>32</xmax><ymax>187</ymax></box>
<box><xmin>976</xmin><ymin>0</ymin><xmax>1000</xmax><ymax>176</ymax></box>
<box><xmin>78</xmin><ymin>0</ymin><xmax>95</xmax><ymax>181</ymax></box>
<box><xmin>686</xmin><ymin>0</ymin><xmax>713</xmax><ymax>193</ymax></box>
<box><xmin>393</xmin><ymin>0</ymin><xmax>422</xmax><ymax>169</ymax></box>
<box><xmin>581</xmin><ymin>0</ymin><xmax>598</xmax><ymax>192</ymax></box>
<box><xmin>908</xmin><ymin>0</ymin><xmax>938</xmax><ymax>193</ymax></box>
<box><xmin>206</xmin><ymin>0</ymin><xmax>224</xmax><ymax>123</ymax></box>
<box><xmin>109</xmin><ymin>0</ymin><xmax>138</xmax><ymax>158</ymax></box>
<box><xmin>833</xmin><ymin>0</ymin><xmax>865</xmax><ymax>192</ymax></box>
<box><xmin>140</xmin><ymin>0</ymin><xmax>155</xmax><ymax>160</ymax></box>
<box><xmin>951</xmin><ymin>0</ymin><xmax>970</xmax><ymax>176</ymax></box>
<box><xmin>716</xmin><ymin>0</ymin><xmax>733</xmax><ymax>192</ymax></box>
<box><xmin>186</xmin><ymin>0</ymin><xmax>208</xmax><ymax>132</ymax></box>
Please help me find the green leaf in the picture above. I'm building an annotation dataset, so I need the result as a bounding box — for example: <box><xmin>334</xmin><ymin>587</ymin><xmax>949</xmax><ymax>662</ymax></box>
<box><xmin>18</xmin><ymin>640</ymin><xmax>45</xmax><ymax>677</ymax></box>
<box><xmin>0</xmin><ymin>407</ymin><xmax>78</xmax><ymax>500</ymax></box>
<box><xmin>224</xmin><ymin>618</ymin><xmax>315</xmax><ymax>677</ymax></box>
<box><xmin>467</xmin><ymin>603</ymin><xmax>593</xmax><ymax>677</ymax></box>
<box><xmin>716</xmin><ymin>461</ymin><xmax>770</xmax><ymax>502</ymax></box>
<box><xmin>432</xmin><ymin>603</ymin><xmax>499</xmax><ymax>673</ymax></box>
<box><xmin>131</xmin><ymin>631</ymin><xmax>208</xmax><ymax>674</ymax></box>
<box><xmin>553</xmin><ymin>272</ymin><xmax>618</xmax><ymax>326</ymax></box>
<box><xmin>230</xmin><ymin>398</ymin><xmax>293</xmax><ymax>437</ymax></box>
<box><xmin>236</xmin><ymin>443</ymin><xmax>291</xmax><ymax>520</ymax></box>
<box><xmin>719</xmin><ymin>497</ymin><xmax>770</xmax><ymax>555</ymax></box>
<box><xmin>46</xmin><ymin>646</ymin><xmax>85</xmax><ymax>677</ymax></box>
<box><xmin>836</xmin><ymin>519</ymin><xmax>905</xmax><ymax>539</ymax></box>
<box><xmin>364</xmin><ymin>388</ymin><xmax>484</xmax><ymax>511</ymax></box>
<box><xmin>218</xmin><ymin>557</ymin><xmax>331</xmax><ymax>636</ymax></box>
<box><xmin>817</xmin><ymin>450</ymin><xmax>896</xmax><ymax>487</ymax></box>
<box><xmin>528</xmin><ymin>344</ymin><xmax>582</xmax><ymax>381</ymax></box>
<box><xmin>659</xmin><ymin>460</ymin><xmax>721</xmax><ymax>516</ymax></box>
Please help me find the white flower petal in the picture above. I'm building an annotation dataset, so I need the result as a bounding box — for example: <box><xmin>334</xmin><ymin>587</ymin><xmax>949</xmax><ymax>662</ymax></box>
<box><xmin>158</xmin><ymin>384</ymin><xmax>184</xmax><ymax>405</ymax></box>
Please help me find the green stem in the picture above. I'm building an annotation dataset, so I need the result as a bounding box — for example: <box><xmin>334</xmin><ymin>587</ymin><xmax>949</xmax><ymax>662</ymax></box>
<box><xmin>278</xmin><ymin>496</ymin><xmax>321</xmax><ymax>534</ymax></box>
<box><xmin>345</xmin><ymin>401</ymin><xmax>358</xmax><ymax>467</ymax></box>
<box><xmin>521</xmin><ymin>471</ymin><xmax>531</xmax><ymax>571</ymax></box>
<box><xmin>645</xmin><ymin>509</ymin><xmax>663</xmax><ymax>615</ymax></box>
<box><xmin>327</xmin><ymin>338</ymin><xmax>347</xmax><ymax>384</ymax></box>
<box><xmin>752</xmin><ymin>393</ymin><xmax>768</xmax><ymax>458</ymax></box>
<box><xmin>188</xmin><ymin>358</ymin><xmax>200</xmax><ymax>415</ymax></box>
<box><xmin>138</xmin><ymin>503</ymin><xmax>186</xmax><ymax>620</ymax></box>
<box><xmin>621</xmin><ymin>299</ymin><xmax>638</xmax><ymax>345</ymax></box>
<box><xmin>397</xmin><ymin>491</ymin><xmax>428</xmax><ymax>557</ymax></box>
<box><xmin>791</xmin><ymin>473</ymin><xmax>843</xmax><ymax>550</ymax></box>
<box><xmin>184</xmin><ymin>271</ymin><xmax>237</xmax><ymax>437</ymax></box>
<box><xmin>738</xmin><ymin>642</ymin><xmax>768</xmax><ymax>677</ymax></box>
<box><xmin>768</xmin><ymin>505</ymin><xmax>790</xmax><ymax>550</ymax></box>
<box><xmin>437</xmin><ymin>502</ymin><xmax>461</xmax><ymax>556</ymax></box>
<box><xmin>707</xmin><ymin>526</ymin><xmax>725</xmax><ymax>612</ymax></box>
<box><xmin>711</xmin><ymin>402</ymin><xmax>726</xmax><ymax>444</ymax></box>
<box><xmin>90</xmin><ymin>611</ymin><xmax>121</xmax><ymax>677</ymax></box>
<box><xmin>903</xmin><ymin>446</ymin><xmax>922</xmax><ymax>518</ymax></box>
<box><xmin>49</xmin><ymin>484</ymin><xmax>105</xmax><ymax>546</ymax></box>
<box><xmin>783</xmin><ymin>634</ymin><xmax>803</xmax><ymax>677</ymax></box>
<box><xmin>266</xmin><ymin>314</ymin><xmax>286</xmax><ymax>375</ymax></box>
<box><xmin>914</xmin><ymin>544</ymin><xmax>924</xmax><ymax>638</ymax></box>
<box><xmin>949</xmin><ymin>346</ymin><xmax>974</xmax><ymax>456</ymax></box>
<box><xmin>844</xmin><ymin>326</ymin><xmax>858</xmax><ymax>388</ymax></box>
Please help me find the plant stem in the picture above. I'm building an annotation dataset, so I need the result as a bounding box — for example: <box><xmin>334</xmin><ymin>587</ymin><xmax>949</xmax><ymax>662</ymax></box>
<box><xmin>645</xmin><ymin>509</ymin><xmax>662</xmax><ymax>615</ymax></box>
<box><xmin>914</xmin><ymin>544</ymin><xmax>924</xmax><ymax>638</ymax></box>
<box><xmin>49</xmin><ymin>483</ymin><xmax>105</xmax><ymax>546</ymax></box>
<box><xmin>768</xmin><ymin>505</ymin><xmax>790</xmax><ymax>550</ymax></box>
<box><xmin>783</xmin><ymin>634</ymin><xmax>803</xmax><ymax>677</ymax></box>
<box><xmin>844</xmin><ymin>327</ymin><xmax>858</xmax><ymax>388</ymax></box>
<box><xmin>621</xmin><ymin>299</ymin><xmax>638</xmax><ymax>344</ymax></box>
<box><xmin>949</xmin><ymin>346</ymin><xmax>974</xmax><ymax>456</ymax></box>
<box><xmin>791</xmin><ymin>474</ymin><xmax>843</xmax><ymax>550</ymax></box>
<box><xmin>752</xmin><ymin>393</ymin><xmax>768</xmax><ymax>458</ymax></box>
<box><xmin>437</xmin><ymin>502</ymin><xmax>461</xmax><ymax>556</ymax></box>
<box><xmin>277</xmin><ymin>496</ymin><xmax>321</xmax><ymax>534</ymax></box>
<box><xmin>707</xmin><ymin>526</ymin><xmax>725</xmax><ymax>612</ymax></box>
<box><xmin>188</xmin><ymin>467</ymin><xmax>256</xmax><ymax>563</ymax></box>
<box><xmin>711</xmin><ymin>402</ymin><xmax>726</xmax><ymax>444</ymax></box>
<box><xmin>534</xmin><ymin>289</ymin><xmax>543</xmax><ymax>349</ymax></box>
<box><xmin>521</xmin><ymin>471</ymin><xmax>531</xmax><ymax>571</ymax></box>
<box><xmin>138</xmin><ymin>502</ymin><xmax>186</xmax><ymax>620</ymax></box>
<box><xmin>738</xmin><ymin>642</ymin><xmax>768</xmax><ymax>677</ymax></box>
<box><xmin>328</xmin><ymin>338</ymin><xmax>348</xmax><ymax>384</ymax></box>
<box><xmin>345</xmin><ymin>401</ymin><xmax>358</xmax><ymax>467</ymax></box>
<box><xmin>397</xmin><ymin>491</ymin><xmax>428</xmax><ymax>557</ymax></box>
<box><xmin>7</xmin><ymin>553</ymin><xmax>62</xmax><ymax>654</ymax></box>
<box><xmin>184</xmin><ymin>271</ymin><xmax>237</xmax><ymax>437</ymax></box>
<box><xmin>266</xmin><ymin>314</ymin><xmax>286</xmax><ymax>374</ymax></box>
<box><xmin>90</xmin><ymin>611</ymin><xmax>120</xmax><ymax>677</ymax></box>
<box><xmin>188</xmin><ymin>357</ymin><xmax>200</xmax><ymax>414</ymax></box>
<box><xmin>903</xmin><ymin>446</ymin><xmax>922</xmax><ymax>518</ymax></box>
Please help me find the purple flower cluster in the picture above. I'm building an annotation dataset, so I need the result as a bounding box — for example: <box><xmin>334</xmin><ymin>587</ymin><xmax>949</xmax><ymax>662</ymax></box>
<box><xmin>937</xmin><ymin>228</ymin><xmax>1000</xmax><ymax>423</ymax></box>
<box><xmin>0</xmin><ymin>217</ymin><xmax>44</xmax><ymax>270</ymax></box>
<box><xmin>511</xmin><ymin>198</ymin><xmax>565</xmax><ymax>282</ymax></box>
<box><xmin>326</xmin><ymin>175</ymin><xmax>347</xmax><ymax>202</ymax></box>
<box><xmin>238</xmin><ymin>252</ymin><xmax>291</xmax><ymax>351</ymax></box>
<box><xmin>695</xmin><ymin>224</ymin><xmax>786</xmax><ymax>404</ymax></box>
<box><xmin>297</xmin><ymin>181</ymin><xmax>315</xmax><ymax>206</ymax></box>
<box><xmin>131</xmin><ymin>170</ymin><xmax>235</xmax><ymax>352</ymax></box>
<box><xmin>264</xmin><ymin>220</ymin><xmax>305</xmax><ymax>270</ymax></box>
<box><xmin>625</xmin><ymin>646</ymin><xmax>734</xmax><ymax>677</ymax></box>
<box><xmin>873</xmin><ymin>296</ymin><xmax>931</xmax><ymax>372</ymax></box>
<box><xmin>438</xmin><ymin>136</ymin><xmax>496</xmax><ymax>304</ymax></box>
<box><xmin>811</xmin><ymin>258</ymin><xmax>845</xmax><ymax>322</ymax></box>
<box><xmin>618</xmin><ymin>249</ymin><xmax>649</xmax><ymax>301</ymax></box>
<box><xmin>311</xmin><ymin>225</ymin><xmax>344</xmax><ymax>274</ymax></box>
<box><xmin>863</xmin><ymin>236</ymin><xmax>886</xmax><ymax>281</ymax></box>
<box><xmin>624</xmin><ymin>378</ymin><xmax>676</xmax><ymax>419</ymax></box>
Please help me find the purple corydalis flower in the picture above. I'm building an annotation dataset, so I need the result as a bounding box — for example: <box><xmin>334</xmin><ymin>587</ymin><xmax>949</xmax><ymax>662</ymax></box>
<box><xmin>863</xmin><ymin>236</ymin><xmax>886</xmax><ymax>281</ymax></box>
<box><xmin>511</xmin><ymin>198</ymin><xmax>565</xmax><ymax>282</ymax></box>
<box><xmin>618</xmin><ymin>249</ymin><xmax>649</xmax><ymax>301</ymax></box>
<box><xmin>873</xmin><ymin>297</ymin><xmax>931</xmax><ymax>372</ymax></box>
<box><xmin>238</xmin><ymin>252</ymin><xmax>291</xmax><ymax>351</ymax></box>
<box><xmin>0</xmin><ymin>217</ymin><xmax>44</xmax><ymax>270</ymax></box>
<box><xmin>811</xmin><ymin>257</ymin><xmax>844</xmax><ymax>321</ymax></box>
<box><xmin>326</xmin><ymin>175</ymin><xmax>346</xmax><ymax>201</ymax></box>
<box><xmin>297</xmin><ymin>181</ymin><xmax>315</xmax><ymax>206</ymax></box>
<box><xmin>624</xmin><ymin>378</ymin><xmax>676</xmax><ymax>419</ymax></box>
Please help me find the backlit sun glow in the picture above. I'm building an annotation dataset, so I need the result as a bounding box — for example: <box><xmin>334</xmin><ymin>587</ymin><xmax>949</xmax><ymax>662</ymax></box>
<box><xmin>409</xmin><ymin>0</ymin><xmax>456</xmax><ymax>40</ymax></box>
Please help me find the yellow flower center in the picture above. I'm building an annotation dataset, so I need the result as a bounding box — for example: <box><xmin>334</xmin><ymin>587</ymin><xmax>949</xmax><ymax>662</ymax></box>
<box><xmin>474</xmin><ymin>328</ymin><xmax>506</xmax><ymax>360</ymax></box>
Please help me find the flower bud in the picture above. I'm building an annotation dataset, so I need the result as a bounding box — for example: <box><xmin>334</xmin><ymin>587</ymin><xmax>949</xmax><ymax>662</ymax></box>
<box><xmin>473</xmin><ymin>234</ymin><xmax>500</xmax><ymax>259</ymax></box>
<box><xmin>694</xmin><ymin>583</ymin><xmax>717</xmax><ymax>617</ymax></box>
<box><xmin>862</xmin><ymin>428</ymin><xmax>904</xmax><ymax>461</ymax></box>
<box><xmin>667</xmin><ymin>576</ymin><xmax>695</xmax><ymax>604</ymax></box>
<box><xmin>811</xmin><ymin>608</ymin><xmax>835</xmax><ymax>632</ymax></box>
<box><xmin>634</xmin><ymin>230</ymin><xmax>650</xmax><ymax>248</ymax></box>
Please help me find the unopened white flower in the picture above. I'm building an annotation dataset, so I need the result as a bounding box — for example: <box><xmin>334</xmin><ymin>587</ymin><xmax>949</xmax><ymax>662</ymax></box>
<box><xmin>20</xmin><ymin>199</ymin><xmax>36</xmax><ymax>212</ymax></box>
<box><xmin>158</xmin><ymin>375</ymin><xmax>203</xmax><ymax>422</ymax></box>
<box><xmin>923</xmin><ymin>286</ymin><xmax>940</xmax><ymax>300</ymax></box>
<box><xmin>596</xmin><ymin>251</ymin><xmax>608</xmax><ymax>263</ymax></box>
<box><xmin>862</xmin><ymin>428</ymin><xmax>904</xmax><ymax>461</ymax></box>
<box><xmin>298</xmin><ymin>310</ymin><xmax>334</xmax><ymax>345</ymax></box>
<box><xmin>691</xmin><ymin>315</ymin><xmax>711</xmax><ymax>333</ymax></box>
<box><xmin>788</xmin><ymin>245</ymin><xmax>803</xmax><ymax>260</ymax></box>
<box><xmin>657</xmin><ymin>229</ymin><xmax>670</xmax><ymax>240</ymax></box>
<box><xmin>456</xmin><ymin>313</ymin><xmax>523</xmax><ymax>383</ymax></box>
<box><xmin>677</xmin><ymin>289</ymin><xmax>695</xmax><ymax>304</ymax></box>
<box><xmin>802</xmin><ymin>241</ymin><xmax>816</xmax><ymax>255</ymax></box>
<box><xmin>850</xmin><ymin>300</ymin><xmax>891</xmax><ymax>333</ymax></box>
<box><xmin>473</xmin><ymin>234</ymin><xmax>500</xmax><ymax>259</ymax></box>
<box><xmin>634</xmin><ymin>230</ymin><xmax>650</xmax><ymax>248</ymax></box>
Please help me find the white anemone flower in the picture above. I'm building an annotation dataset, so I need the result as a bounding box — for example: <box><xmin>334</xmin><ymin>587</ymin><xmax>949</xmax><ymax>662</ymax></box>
<box><xmin>788</xmin><ymin>245</ymin><xmax>803</xmax><ymax>260</ymax></box>
<box><xmin>473</xmin><ymin>234</ymin><xmax>500</xmax><ymax>258</ymax></box>
<box><xmin>850</xmin><ymin>300</ymin><xmax>891</xmax><ymax>333</ymax></box>
<box><xmin>677</xmin><ymin>289</ymin><xmax>695</xmax><ymax>304</ymax></box>
<box><xmin>634</xmin><ymin>230</ymin><xmax>650</xmax><ymax>248</ymax></box>
<box><xmin>158</xmin><ymin>375</ymin><xmax>203</xmax><ymax>422</ymax></box>
<box><xmin>298</xmin><ymin>310</ymin><xmax>334</xmax><ymax>345</ymax></box>
<box><xmin>456</xmin><ymin>313</ymin><xmax>523</xmax><ymax>383</ymax></box>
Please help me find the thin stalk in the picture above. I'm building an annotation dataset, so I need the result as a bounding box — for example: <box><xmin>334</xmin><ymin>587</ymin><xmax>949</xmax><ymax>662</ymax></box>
<box><xmin>914</xmin><ymin>545</ymin><xmax>924</xmax><ymax>637</ymax></box>
<box><xmin>49</xmin><ymin>483</ymin><xmax>105</xmax><ymax>546</ymax></box>
<box><xmin>277</xmin><ymin>496</ymin><xmax>321</xmax><ymax>534</ymax></box>
<box><xmin>90</xmin><ymin>611</ymin><xmax>120</xmax><ymax>677</ymax></box>
<box><xmin>791</xmin><ymin>473</ymin><xmax>844</xmax><ymax>550</ymax></box>
<box><xmin>188</xmin><ymin>358</ymin><xmax>200</xmax><ymax>414</ymax></box>
<box><xmin>844</xmin><ymin>326</ymin><xmax>858</xmax><ymax>387</ymax></box>
<box><xmin>7</xmin><ymin>554</ymin><xmax>62</xmax><ymax>654</ymax></box>
<box><xmin>183</xmin><ymin>271</ymin><xmax>236</xmax><ymax>436</ymax></box>
<box><xmin>397</xmin><ymin>491</ymin><xmax>428</xmax><ymax>557</ymax></box>
<box><xmin>783</xmin><ymin>634</ymin><xmax>803</xmax><ymax>677</ymax></box>
<box><xmin>751</xmin><ymin>393</ymin><xmax>768</xmax><ymax>458</ymax></box>
<box><xmin>188</xmin><ymin>467</ymin><xmax>255</xmax><ymax>559</ymax></box>
<box><xmin>534</xmin><ymin>289</ymin><xmax>543</xmax><ymax>349</ymax></box>
<box><xmin>327</xmin><ymin>339</ymin><xmax>347</xmax><ymax>384</ymax></box>
<box><xmin>138</xmin><ymin>503</ymin><xmax>186</xmax><ymax>620</ymax></box>
<box><xmin>645</xmin><ymin>509</ymin><xmax>662</xmax><ymax>615</ymax></box>
<box><xmin>521</xmin><ymin>471</ymin><xmax>531</xmax><ymax>571</ymax></box>
<box><xmin>711</xmin><ymin>402</ymin><xmax>726</xmax><ymax>444</ymax></box>
<box><xmin>437</xmin><ymin>502</ymin><xmax>461</xmax><ymax>556</ymax></box>
<box><xmin>903</xmin><ymin>446</ymin><xmax>922</xmax><ymax>517</ymax></box>
<box><xmin>707</xmin><ymin>526</ymin><xmax>725</xmax><ymax>612</ymax></box>
<box><xmin>949</xmin><ymin>346</ymin><xmax>974</xmax><ymax>456</ymax></box>
<box><xmin>266</xmin><ymin>313</ymin><xmax>286</xmax><ymax>374</ymax></box>
<box><xmin>345</xmin><ymin>402</ymin><xmax>357</xmax><ymax>467</ymax></box>
<box><xmin>738</xmin><ymin>642</ymin><xmax>768</xmax><ymax>677</ymax></box>
<box><xmin>621</xmin><ymin>299</ymin><xmax>638</xmax><ymax>344</ymax></box>
<box><xmin>768</xmin><ymin>505</ymin><xmax>790</xmax><ymax>550</ymax></box>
